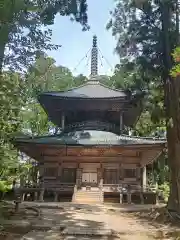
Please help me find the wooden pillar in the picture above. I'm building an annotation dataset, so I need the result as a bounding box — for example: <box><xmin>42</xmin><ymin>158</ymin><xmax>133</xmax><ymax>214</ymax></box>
<box><xmin>39</xmin><ymin>188</ymin><xmax>44</xmax><ymax>202</ymax></box>
<box><xmin>142</xmin><ymin>166</ymin><xmax>147</xmax><ymax>191</ymax></box>
<box><xmin>119</xmin><ymin>192</ymin><xmax>123</xmax><ymax>204</ymax></box>
<box><xmin>127</xmin><ymin>192</ymin><xmax>132</xmax><ymax>204</ymax></box>
<box><xmin>76</xmin><ymin>168</ymin><xmax>82</xmax><ymax>188</ymax></box>
<box><xmin>61</xmin><ymin>112</ymin><xmax>65</xmax><ymax>130</ymax></box>
<box><xmin>54</xmin><ymin>192</ymin><xmax>58</xmax><ymax>202</ymax></box>
<box><xmin>98</xmin><ymin>164</ymin><xmax>103</xmax><ymax>187</ymax></box>
<box><xmin>120</xmin><ymin>112</ymin><xmax>123</xmax><ymax>133</ymax></box>
<box><xmin>39</xmin><ymin>162</ymin><xmax>44</xmax><ymax>178</ymax></box>
<box><xmin>22</xmin><ymin>193</ymin><xmax>25</xmax><ymax>201</ymax></box>
<box><xmin>58</xmin><ymin>163</ymin><xmax>62</xmax><ymax>180</ymax></box>
<box><xmin>34</xmin><ymin>191</ymin><xmax>38</xmax><ymax>201</ymax></box>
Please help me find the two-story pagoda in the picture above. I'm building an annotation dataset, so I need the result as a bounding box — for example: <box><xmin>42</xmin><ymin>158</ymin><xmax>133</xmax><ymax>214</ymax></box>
<box><xmin>14</xmin><ymin>36</ymin><xmax>166</xmax><ymax>204</ymax></box>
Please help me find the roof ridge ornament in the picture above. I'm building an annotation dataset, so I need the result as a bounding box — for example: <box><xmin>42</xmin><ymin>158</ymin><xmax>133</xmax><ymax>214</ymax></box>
<box><xmin>88</xmin><ymin>35</ymin><xmax>99</xmax><ymax>83</ymax></box>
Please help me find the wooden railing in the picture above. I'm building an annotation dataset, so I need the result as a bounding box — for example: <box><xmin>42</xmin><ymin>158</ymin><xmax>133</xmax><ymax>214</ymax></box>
<box><xmin>102</xmin><ymin>184</ymin><xmax>158</xmax><ymax>193</ymax></box>
<box><xmin>18</xmin><ymin>182</ymin><xmax>75</xmax><ymax>192</ymax></box>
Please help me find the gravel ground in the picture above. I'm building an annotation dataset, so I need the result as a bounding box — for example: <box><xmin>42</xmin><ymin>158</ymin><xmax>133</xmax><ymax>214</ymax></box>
<box><xmin>3</xmin><ymin>202</ymin><xmax>179</xmax><ymax>239</ymax></box>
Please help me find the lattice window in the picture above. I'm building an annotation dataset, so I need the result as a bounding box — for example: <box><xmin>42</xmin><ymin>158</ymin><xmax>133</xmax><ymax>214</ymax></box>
<box><xmin>44</xmin><ymin>167</ymin><xmax>57</xmax><ymax>177</ymax></box>
<box><xmin>124</xmin><ymin>169</ymin><xmax>136</xmax><ymax>178</ymax></box>
<box><xmin>104</xmin><ymin>169</ymin><xmax>118</xmax><ymax>184</ymax></box>
<box><xmin>62</xmin><ymin>168</ymin><xmax>76</xmax><ymax>183</ymax></box>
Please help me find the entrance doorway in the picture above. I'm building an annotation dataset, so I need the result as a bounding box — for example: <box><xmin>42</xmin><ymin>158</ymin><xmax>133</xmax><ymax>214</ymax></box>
<box><xmin>104</xmin><ymin>169</ymin><xmax>118</xmax><ymax>184</ymax></box>
<box><xmin>82</xmin><ymin>172</ymin><xmax>97</xmax><ymax>185</ymax></box>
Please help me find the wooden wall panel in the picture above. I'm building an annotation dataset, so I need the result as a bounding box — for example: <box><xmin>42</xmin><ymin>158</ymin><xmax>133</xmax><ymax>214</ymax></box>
<box><xmin>41</xmin><ymin>147</ymin><xmax>66</xmax><ymax>156</ymax></box>
<box><xmin>121</xmin><ymin>163</ymin><xmax>137</xmax><ymax>169</ymax></box>
<box><xmin>66</xmin><ymin>146</ymin><xmax>139</xmax><ymax>157</ymax></box>
<box><xmin>62</xmin><ymin>162</ymin><xmax>77</xmax><ymax>168</ymax></box>
<box><xmin>103</xmin><ymin>163</ymin><xmax>119</xmax><ymax>169</ymax></box>
<box><xmin>80</xmin><ymin>163</ymin><xmax>100</xmax><ymax>172</ymax></box>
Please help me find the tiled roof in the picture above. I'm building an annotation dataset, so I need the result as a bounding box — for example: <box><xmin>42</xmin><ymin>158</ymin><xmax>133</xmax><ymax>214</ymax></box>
<box><xmin>39</xmin><ymin>81</ymin><xmax>127</xmax><ymax>99</ymax></box>
<box><xmin>14</xmin><ymin>130</ymin><xmax>166</xmax><ymax>146</ymax></box>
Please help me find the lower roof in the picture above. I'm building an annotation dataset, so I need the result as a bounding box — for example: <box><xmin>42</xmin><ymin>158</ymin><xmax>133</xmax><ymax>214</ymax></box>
<box><xmin>14</xmin><ymin>130</ymin><xmax>166</xmax><ymax>147</ymax></box>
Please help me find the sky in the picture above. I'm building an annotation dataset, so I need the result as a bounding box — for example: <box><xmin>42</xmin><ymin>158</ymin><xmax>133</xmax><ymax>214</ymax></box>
<box><xmin>46</xmin><ymin>0</ymin><xmax>119</xmax><ymax>77</ymax></box>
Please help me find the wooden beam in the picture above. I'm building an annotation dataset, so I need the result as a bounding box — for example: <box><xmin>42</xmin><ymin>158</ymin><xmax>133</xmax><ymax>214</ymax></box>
<box><xmin>39</xmin><ymin>156</ymin><xmax>140</xmax><ymax>163</ymax></box>
<box><xmin>140</xmin><ymin>149</ymin><xmax>163</xmax><ymax>166</ymax></box>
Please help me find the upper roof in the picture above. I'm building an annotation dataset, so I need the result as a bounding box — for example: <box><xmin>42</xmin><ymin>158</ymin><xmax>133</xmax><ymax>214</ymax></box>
<box><xmin>39</xmin><ymin>81</ymin><xmax>128</xmax><ymax>99</ymax></box>
<box><xmin>38</xmin><ymin>36</ymin><xmax>144</xmax><ymax>128</ymax></box>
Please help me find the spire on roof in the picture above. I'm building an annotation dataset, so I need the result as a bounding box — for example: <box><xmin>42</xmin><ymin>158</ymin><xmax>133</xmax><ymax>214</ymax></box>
<box><xmin>90</xmin><ymin>35</ymin><xmax>98</xmax><ymax>80</ymax></box>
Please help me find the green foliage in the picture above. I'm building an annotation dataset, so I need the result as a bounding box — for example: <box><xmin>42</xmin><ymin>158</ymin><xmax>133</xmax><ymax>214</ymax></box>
<box><xmin>21</xmin><ymin>54</ymin><xmax>87</xmax><ymax>137</ymax></box>
<box><xmin>0</xmin><ymin>73</ymin><xmax>24</xmax><ymax>182</ymax></box>
<box><xmin>107</xmin><ymin>0</ymin><xmax>179</xmax><ymax>138</ymax></box>
<box><xmin>0</xmin><ymin>0</ymin><xmax>89</xmax><ymax>71</ymax></box>
<box><xmin>0</xmin><ymin>0</ymin><xmax>89</xmax><ymax>187</ymax></box>
<box><xmin>108</xmin><ymin>0</ymin><xmax>180</xmax><ymax>198</ymax></box>
<box><xmin>159</xmin><ymin>182</ymin><xmax>170</xmax><ymax>202</ymax></box>
<box><xmin>0</xmin><ymin>181</ymin><xmax>11</xmax><ymax>193</ymax></box>
<box><xmin>171</xmin><ymin>47</ymin><xmax>180</xmax><ymax>77</ymax></box>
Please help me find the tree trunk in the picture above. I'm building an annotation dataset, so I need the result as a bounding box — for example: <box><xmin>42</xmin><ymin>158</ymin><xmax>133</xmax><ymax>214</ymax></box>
<box><xmin>161</xmin><ymin>2</ymin><xmax>180</xmax><ymax>213</ymax></box>
<box><xmin>167</xmin><ymin>128</ymin><xmax>180</xmax><ymax>212</ymax></box>
<box><xmin>166</xmin><ymin>78</ymin><xmax>180</xmax><ymax>213</ymax></box>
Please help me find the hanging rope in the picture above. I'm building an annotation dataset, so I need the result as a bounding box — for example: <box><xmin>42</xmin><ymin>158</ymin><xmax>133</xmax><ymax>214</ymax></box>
<box><xmin>97</xmin><ymin>47</ymin><xmax>115</xmax><ymax>87</ymax></box>
<box><xmin>72</xmin><ymin>48</ymin><xmax>91</xmax><ymax>73</ymax></box>
<box><xmin>71</xmin><ymin>34</ymin><xmax>115</xmax><ymax>80</ymax></box>
<box><xmin>97</xmin><ymin>47</ymin><xmax>114</xmax><ymax>73</ymax></box>
<box><xmin>83</xmin><ymin>52</ymin><xmax>91</xmax><ymax>73</ymax></box>
<box><xmin>98</xmin><ymin>51</ymin><xmax>104</xmax><ymax>68</ymax></box>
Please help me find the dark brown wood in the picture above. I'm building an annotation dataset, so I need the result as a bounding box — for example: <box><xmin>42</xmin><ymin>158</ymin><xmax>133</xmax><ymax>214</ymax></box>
<box><xmin>40</xmin><ymin>156</ymin><xmax>140</xmax><ymax>164</ymax></box>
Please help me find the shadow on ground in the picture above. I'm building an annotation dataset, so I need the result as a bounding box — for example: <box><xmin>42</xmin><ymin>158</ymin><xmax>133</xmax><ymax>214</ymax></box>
<box><xmin>28</xmin><ymin>204</ymin><xmax>118</xmax><ymax>239</ymax></box>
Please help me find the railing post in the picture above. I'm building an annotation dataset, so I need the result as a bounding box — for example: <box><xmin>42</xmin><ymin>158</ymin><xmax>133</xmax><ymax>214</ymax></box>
<box><xmin>34</xmin><ymin>191</ymin><xmax>38</xmax><ymax>201</ymax></box>
<box><xmin>99</xmin><ymin>185</ymin><xmax>104</xmax><ymax>203</ymax></box>
<box><xmin>54</xmin><ymin>191</ymin><xmax>58</xmax><ymax>202</ymax></box>
<box><xmin>127</xmin><ymin>185</ymin><xmax>132</xmax><ymax>204</ymax></box>
<box><xmin>73</xmin><ymin>185</ymin><xmax>77</xmax><ymax>202</ymax></box>
<box><xmin>142</xmin><ymin>166</ymin><xmax>147</xmax><ymax>191</ymax></box>
<box><xmin>140</xmin><ymin>186</ymin><xmax>144</xmax><ymax>204</ymax></box>
<box><xmin>39</xmin><ymin>188</ymin><xmax>44</xmax><ymax>202</ymax></box>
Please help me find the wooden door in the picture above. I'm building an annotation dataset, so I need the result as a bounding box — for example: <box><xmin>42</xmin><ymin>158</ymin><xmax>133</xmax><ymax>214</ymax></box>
<box><xmin>62</xmin><ymin>168</ymin><xmax>76</xmax><ymax>183</ymax></box>
<box><xmin>90</xmin><ymin>173</ymin><xmax>97</xmax><ymax>183</ymax></box>
<box><xmin>104</xmin><ymin>169</ymin><xmax>118</xmax><ymax>184</ymax></box>
<box><xmin>82</xmin><ymin>173</ymin><xmax>98</xmax><ymax>184</ymax></box>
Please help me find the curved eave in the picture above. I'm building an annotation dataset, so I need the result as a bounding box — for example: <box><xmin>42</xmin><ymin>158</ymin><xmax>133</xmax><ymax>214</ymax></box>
<box><xmin>13</xmin><ymin>134</ymin><xmax>166</xmax><ymax>166</ymax></box>
<box><xmin>38</xmin><ymin>81</ymin><xmax>128</xmax><ymax>100</ymax></box>
<box><xmin>13</xmin><ymin>134</ymin><xmax>166</xmax><ymax>148</ymax></box>
<box><xmin>38</xmin><ymin>96</ymin><xmax>144</xmax><ymax>128</ymax></box>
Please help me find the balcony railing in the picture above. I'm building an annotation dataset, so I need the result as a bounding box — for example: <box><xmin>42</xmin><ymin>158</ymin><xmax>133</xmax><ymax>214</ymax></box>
<box><xmin>102</xmin><ymin>184</ymin><xmax>158</xmax><ymax>193</ymax></box>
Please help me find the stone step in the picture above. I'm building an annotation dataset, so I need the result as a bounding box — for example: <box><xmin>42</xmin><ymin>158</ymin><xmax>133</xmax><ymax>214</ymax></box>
<box><xmin>76</xmin><ymin>193</ymin><xmax>100</xmax><ymax>196</ymax></box>
<box><xmin>74</xmin><ymin>200</ymin><xmax>101</xmax><ymax>204</ymax></box>
<box><xmin>74</xmin><ymin>197</ymin><xmax>100</xmax><ymax>200</ymax></box>
<box><xmin>74</xmin><ymin>190</ymin><xmax>102</xmax><ymax>203</ymax></box>
<box><xmin>77</xmin><ymin>190</ymin><xmax>100</xmax><ymax>193</ymax></box>
<box><xmin>76</xmin><ymin>195</ymin><xmax>100</xmax><ymax>197</ymax></box>
<box><xmin>75</xmin><ymin>197</ymin><xmax>101</xmax><ymax>201</ymax></box>
<box><xmin>76</xmin><ymin>191</ymin><xmax>100</xmax><ymax>195</ymax></box>
<box><xmin>76</xmin><ymin>194</ymin><xmax>100</xmax><ymax>197</ymax></box>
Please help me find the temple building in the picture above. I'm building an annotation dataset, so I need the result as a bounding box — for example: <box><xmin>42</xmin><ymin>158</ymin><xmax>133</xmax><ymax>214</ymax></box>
<box><xmin>14</xmin><ymin>36</ymin><xmax>166</xmax><ymax>204</ymax></box>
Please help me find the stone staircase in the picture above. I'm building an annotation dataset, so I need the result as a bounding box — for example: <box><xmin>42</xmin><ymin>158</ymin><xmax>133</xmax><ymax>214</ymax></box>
<box><xmin>73</xmin><ymin>189</ymin><xmax>103</xmax><ymax>204</ymax></box>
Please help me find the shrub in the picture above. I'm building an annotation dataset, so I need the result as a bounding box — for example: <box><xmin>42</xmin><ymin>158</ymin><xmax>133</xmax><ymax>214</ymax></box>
<box><xmin>158</xmin><ymin>182</ymin><xmax>170</xmax><ymax>202</ymax></box>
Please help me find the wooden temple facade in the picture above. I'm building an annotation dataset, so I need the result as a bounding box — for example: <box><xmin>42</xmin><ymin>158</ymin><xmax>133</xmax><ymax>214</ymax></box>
<box><xmin>14</xmin><ymin>36</ymin><xmax>166</xmax><ymax>204</ymax></box>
